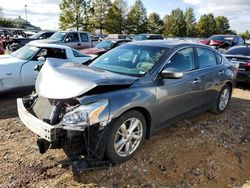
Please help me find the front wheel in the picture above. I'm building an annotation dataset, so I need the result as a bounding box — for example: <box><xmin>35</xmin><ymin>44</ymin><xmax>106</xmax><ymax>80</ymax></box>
<box><xmin>211</xmin><ymin>85</ymin><xmax>232</xmax><ymax>113</ymax></box>
<box><xmin>105</xmin><ymin>110</ymin><xmax>146</xmax><ymax>162</ymax></box>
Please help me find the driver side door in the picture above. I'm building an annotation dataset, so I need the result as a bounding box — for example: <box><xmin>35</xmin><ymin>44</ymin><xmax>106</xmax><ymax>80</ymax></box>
<box><xmin>20</xmin><ymin>48</ymin><xmax>47</xmax><ymax>86</ymax></box>
<box><xmin>155</xmin><ymin>47</ymin><xmax>203</xmax><ymax>128</ymax></box>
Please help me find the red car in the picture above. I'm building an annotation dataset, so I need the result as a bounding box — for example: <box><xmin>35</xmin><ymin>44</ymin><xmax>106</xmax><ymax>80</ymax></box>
<box><xmin>0</xmin><ymin>41</ymin><xmax>4</xmax><ymax>55</ymax></box>
<box><xmin>81</xmin><ymin>39</ymin><xmax>131</xmax><ymax>57</ymax></box>
<box><xmin>200</xmin><ymin>35</ymin><xmax>245</xmax><ymax>50</ymax></box>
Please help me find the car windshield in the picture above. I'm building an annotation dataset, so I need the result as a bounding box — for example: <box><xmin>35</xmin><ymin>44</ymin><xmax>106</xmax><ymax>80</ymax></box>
<box><xmin>11</xmin><ymin>45</ymin><xmax>40</xmax><ymax>60</ymax></box>
<box><xmin>96</xmin><ymin>41</ymin><xmax>113</xmax><ymax>49</ymax></box>
<box><xmin>226</xmin><ymin>47</ymin><xmax>250</xmax><ymax>56</ymax></box>
<box><xmin>50</xmin><ymin>32</ymin><xmax>67</xmax><ymax>41</ymax></box>
<box><xmin>29</xmin><ymin>32</ymin><xmax>42</xmax><ymax>39</ymax></box>
<box><xmin>90</xmin><ymin>45</ymin><xmax>167</xmax><ymax>76</ymax></box>
<box><xmin>133</xmin><ymin>35</ymin><xmax>148</xmax><ymax>41</ymax></box>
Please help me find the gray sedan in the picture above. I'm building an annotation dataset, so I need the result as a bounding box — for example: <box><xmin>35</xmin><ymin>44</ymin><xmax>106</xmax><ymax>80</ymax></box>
<box><xmin>17</xmin><ymin>41</ymin><xmax>237</xmax><ymax>163</ymax></box>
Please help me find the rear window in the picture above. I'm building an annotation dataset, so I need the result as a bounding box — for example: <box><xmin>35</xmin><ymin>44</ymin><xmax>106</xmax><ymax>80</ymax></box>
<box><xmin>80</xmin><ymin>33</ymin><xmax>89</xmax><ymax>42</ymax></box>
<box><xmin>226</xmin><ymin>47</ymin><xmax>250</xmax><ymax>56</ymax></box>
<box><xmin>73</xmin><ymin>49</ymin><xmax>89</xmax><ymax>57</ymax></box>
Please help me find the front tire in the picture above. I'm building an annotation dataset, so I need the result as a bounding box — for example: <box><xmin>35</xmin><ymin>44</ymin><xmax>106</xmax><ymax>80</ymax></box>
<box><xmin>105</xmin><ymin>110</ymin><xmax>146</xmax><ymax>162</ymax></box>
<box><xmin>211</xmin><ymin>84</ymin><xmax>231</xmax><ymax>113</ymax></box>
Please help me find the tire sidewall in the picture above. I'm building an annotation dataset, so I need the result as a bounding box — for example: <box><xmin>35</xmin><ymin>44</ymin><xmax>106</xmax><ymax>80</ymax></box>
<box><xmin>105</xmin><ymin>110</ymin><xmax>146</xmax><ymax>162</ymax></box>
<box><xmin>216</xmin><ymin>85</ymin><xmax>231</xmax><ymax>113</ymax></box>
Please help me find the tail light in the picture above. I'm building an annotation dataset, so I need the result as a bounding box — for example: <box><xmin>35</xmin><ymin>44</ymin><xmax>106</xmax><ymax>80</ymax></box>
<box><xmin>245</xmin><ymin>62</ymin><xmax>250</xmax><ymax>67</ymax></box>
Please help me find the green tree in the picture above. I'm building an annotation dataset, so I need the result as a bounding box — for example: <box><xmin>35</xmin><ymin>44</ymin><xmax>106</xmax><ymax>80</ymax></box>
<box><xmin>163</xmin><ymin>8</ymin><xmax>186</xmax><ymax>37</ymax></box>
<box><xmin>184</xmin><ymin>7</ymin><xmax>196</xmax><ymax>37</ymax></box>
<box><xmin>147</xmin><ymin>12</ymin><xmax>164</xmax><ymax>34</ymax></box>
<box><xmin>241</xmin><ymin>30</ymin><xmax>250</xmax><ymax>40</ymax></box>
<box><xmin>105</xmin><ymin>0</ymin><xmax>128</xmax><ymax>34</ymax></box>
<box><xmin>59</xmin><ymin>0</ymin><xmax>91</xmax><ymax>31</ymax></box>
<box><xmin>92</xmin><ymin>0</ymin><xmax>111</xmax><ymax>34</ymax></box>
<box><xmin>215</xmin><ymin>16</ymin><xmax>230</xmax><ymax>34</ymax></box>
<box><xmin>0</xmin><ymin>18</ymin><xmax>15</xmax><ymax>28</ymax></box>
<box><xmin>126</xmin><ymin>0</ymin><xmax>147</xmax><ymax>34</ymax></box>
<box><xmin>196</xmin><ymin>13</ymin><xmax>216</xmax><ymax>37</ymax></box>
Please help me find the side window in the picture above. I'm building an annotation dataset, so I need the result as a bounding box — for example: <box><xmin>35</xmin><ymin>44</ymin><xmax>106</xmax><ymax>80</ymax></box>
<box><xmin>34</xmin><ymin>48</ymin><xmax>67</xmax><ymax>59</ymax></box>
<box><xmin>197</xmin><ymin>48</ymin><xmax>217</xmax><ymax>68</ymax></box>
<box><xmin>216</xmin><ymin>54</ymin><xmax>222</xmax><ymax>64</ymax></box>
<box><xmin>65</xmin><ymin>33</ymin><xmax>80</xmax><ymax>42</ymax></box>
<box><xmin>165</xmin><ymin>48</ymin><xmax>195</xmax><ymax>72</ymax></box>
<box><xmin>238</xmin><ymin>37</ymin><xmax>244</xmax><ymax>45</ymax></box>
<box><xmin>34</xmin><ymin>48</ymin><xmax>47</xmax><ymax>60</ymax></box>
<box><xmin>80</xmin><ymin>33</ymin><xmax>89</xmax><ymax>42</ymax></box>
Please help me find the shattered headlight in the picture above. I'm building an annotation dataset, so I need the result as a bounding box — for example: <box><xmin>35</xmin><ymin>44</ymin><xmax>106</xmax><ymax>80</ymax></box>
<box><xmin>62</xmin><ymin>99</ymin><xmax>109</xmax><ymax>131</ymax></box>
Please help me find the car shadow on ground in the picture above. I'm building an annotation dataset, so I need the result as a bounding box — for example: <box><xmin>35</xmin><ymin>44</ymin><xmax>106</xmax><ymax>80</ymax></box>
<box><xmin>236</xmin><ymin>82</ymin><xmax>250</xmax><ymax>91</ymax></box>
<box><xmin>0</xmin><ymin>89</ymin><xmax>33</xmax><ymax>119</ymax></box>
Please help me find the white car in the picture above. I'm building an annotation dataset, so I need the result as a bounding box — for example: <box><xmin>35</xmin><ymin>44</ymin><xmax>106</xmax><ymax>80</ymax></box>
<box><xmin>0</xmin><ymin>41</ymin><xmax>92</xmax><ymax>93</ymax></box>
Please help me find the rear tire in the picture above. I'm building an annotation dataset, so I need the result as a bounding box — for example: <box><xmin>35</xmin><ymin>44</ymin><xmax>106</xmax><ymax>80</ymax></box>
<box><xmin>105</xmin><ymin>110</ymin><xmax>146</xmax><ymax>162</ymax></box>
<box><xmin>211</xmin><ymin>84</ymin><xmax>231</xmax><ymax>114</ymax></box>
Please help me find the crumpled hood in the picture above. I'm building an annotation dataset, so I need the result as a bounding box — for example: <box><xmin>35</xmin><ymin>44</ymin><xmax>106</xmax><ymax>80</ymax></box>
<box><xmin>36</xmin><ymin>58</ymin><xmax>137</xmax><ymax>99</ymax></box>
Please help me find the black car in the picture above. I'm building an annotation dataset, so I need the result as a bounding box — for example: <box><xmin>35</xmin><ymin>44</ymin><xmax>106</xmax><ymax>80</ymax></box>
<box><xmin>225</xmin><ymin>46</ymin><xmax>250</xmax><ymax>84</ymax></box>
<box><xmin>8</xmin><ymin>31</ymin><xmax>55</xmax><ymax>52</ymax></box>
<box><xmin>133</xmin><ymin>34</ymin><xmax>164</xmax><ymax>41</ymax></box>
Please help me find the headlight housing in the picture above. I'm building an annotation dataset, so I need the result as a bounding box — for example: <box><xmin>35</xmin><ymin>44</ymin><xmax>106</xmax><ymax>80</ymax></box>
<box><xmin>62</xmin><ymin>99</ymin><xmax>109</xmax><ymax>131</ymax></box>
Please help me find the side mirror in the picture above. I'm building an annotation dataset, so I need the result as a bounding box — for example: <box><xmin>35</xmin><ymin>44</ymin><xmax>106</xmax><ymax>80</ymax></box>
<box><xmin>161</xmin><ymin>68</ymin><xmax>183</xmax><ymax>79</ymax></box>
<box><xmin>37</xmin><ymin>56</ymin><xmax>45</xmax><ymax>62</ymax></box>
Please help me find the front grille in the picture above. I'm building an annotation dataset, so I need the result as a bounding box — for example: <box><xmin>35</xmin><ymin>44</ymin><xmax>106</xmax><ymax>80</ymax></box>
<box><xmin>30</xmin><ymin>97</ymin><xmax>79</xmax><ymax>125</ymax></box>
<box><xmin>31</xmin><ymin>97</ymin><xmax>56</xmax><ymax>123</ymax></box>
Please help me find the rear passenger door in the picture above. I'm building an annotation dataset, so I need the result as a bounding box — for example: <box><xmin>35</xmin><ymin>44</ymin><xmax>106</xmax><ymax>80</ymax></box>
<box><xmin>80</xmin><ymin>33</ymin><xmax>92</xmax><ymax>48</ymax></box>
<box><xmin>196</xmin><ymin>47</ymin><xmax>225</xmax><ymax>106</ymax></box>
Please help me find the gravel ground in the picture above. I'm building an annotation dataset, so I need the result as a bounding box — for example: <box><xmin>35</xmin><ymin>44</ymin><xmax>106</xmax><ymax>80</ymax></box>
<box><xmin>0</xmin><ymin>87</ymin><xmax>249</xmax><ymax>188</ymax></box>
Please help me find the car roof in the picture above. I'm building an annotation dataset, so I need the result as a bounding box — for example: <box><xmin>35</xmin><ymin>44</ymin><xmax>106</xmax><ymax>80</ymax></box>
<box><xmin>211</xmin><ymin>34</ymin><xmax>236</xmax><ymax>37</ymax></box>
<box><xmin>28</xmin><ymin>40</ymin><xmax>72</xmax><ymax>49</ymax></box>
<box><xmin>102</xmin><ymin>39</ymin><xmax>131</xmax><ymax>42</ymax></box>
<box><xmin>127</xmin><ymin>40</ymin><xmax>208</xmax><ymax>49</ymax></box>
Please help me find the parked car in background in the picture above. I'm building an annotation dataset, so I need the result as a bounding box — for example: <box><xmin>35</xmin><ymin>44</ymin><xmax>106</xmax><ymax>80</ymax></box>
<box><xmin>133</xmin><ymin>34</ymin><xmax>164</xmax><ymax>41</ymax></box>
<box><xmin>0</xmin><ymin>41</ymin><xmax>91</xmax><ymax>93</ymax></box>
<box><xmin>224</xmin><ymin>45</ymin><xmax>250</xmax><ymax>84</ymax></box>
<box><xmin>80</xmin><ymin>39</ymin><xmax>131</xmax><ymax>57</ymax></box>
<box><xmin>200</xmin><ymin>35</ymin><xmax>245</xmax><ymax>51</ymax></box>
<box><xmin>106</xmin><ymin>34</ymin><xmax>131</xmax><ymax>40</ymax></box>
<box><xmin>8</xmin><ymin>31</ymin><xmax>55</xmax><ymax>52</ymax></box>
<box><xmin>17</xmin><ymin>41</ymin><xmax>236</xmax><ymax>163</ymax></box>
<box><xmin>36</xmin><ymin>31</ymin><xmax>99</xmax><ymax>50</ymax></box>
<box><xmin>0</xmin><ymin>40</ymin><xmax>4</xmax><ymax>55</ymax></box>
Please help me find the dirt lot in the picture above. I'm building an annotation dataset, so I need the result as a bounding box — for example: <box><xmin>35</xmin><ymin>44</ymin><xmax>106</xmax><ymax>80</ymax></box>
<box><xmin>0</xmin><ymin>88</ymin><xmax>249</xmax><ymax>188</ymax></box>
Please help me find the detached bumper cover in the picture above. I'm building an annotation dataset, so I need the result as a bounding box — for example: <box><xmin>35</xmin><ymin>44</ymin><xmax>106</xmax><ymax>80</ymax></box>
<box><xmin>17</xmin><ymin>98</ymin><xmax>61</xmax><ymax>142</ymax></box>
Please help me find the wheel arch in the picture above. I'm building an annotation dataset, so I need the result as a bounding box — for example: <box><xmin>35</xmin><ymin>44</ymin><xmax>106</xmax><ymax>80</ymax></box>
<box><xmin>118</xmin><ymin>106</ymin><xmax>152</xmax><ymax>139</ymax></box>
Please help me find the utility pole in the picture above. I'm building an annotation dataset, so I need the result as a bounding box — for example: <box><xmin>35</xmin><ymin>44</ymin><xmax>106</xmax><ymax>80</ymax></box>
<box><xmin>24</xmin><ymin>4</ymin><xmax>28</xmax><ymax>22</ymax></box>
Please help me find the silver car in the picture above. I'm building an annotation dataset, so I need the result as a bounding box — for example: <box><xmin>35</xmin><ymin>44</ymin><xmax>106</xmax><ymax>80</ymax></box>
<box><xmin>17</xmin><ymin>41</ymin><xmax>237</xmax><ymax>163</ymax></box>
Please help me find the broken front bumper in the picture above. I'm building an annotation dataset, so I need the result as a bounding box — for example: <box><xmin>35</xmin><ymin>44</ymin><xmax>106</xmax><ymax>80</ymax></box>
<box><xmin>17</xmin><ymin>98</ymin><xmax>62</xmax><ymax>142</ymax></box>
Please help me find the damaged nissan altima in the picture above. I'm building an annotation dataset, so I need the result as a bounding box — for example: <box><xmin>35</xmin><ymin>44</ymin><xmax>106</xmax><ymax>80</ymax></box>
<box><xmin>17</xmin><ymin>41</ymin><xmax>237</xmax><ymax>163</ymax></box>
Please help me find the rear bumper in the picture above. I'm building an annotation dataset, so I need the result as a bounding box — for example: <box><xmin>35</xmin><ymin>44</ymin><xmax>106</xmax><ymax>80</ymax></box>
<box><xmin>17</xmin><ymin>98</ymin><xmax>62</xmax><ymax>142</ymax></box>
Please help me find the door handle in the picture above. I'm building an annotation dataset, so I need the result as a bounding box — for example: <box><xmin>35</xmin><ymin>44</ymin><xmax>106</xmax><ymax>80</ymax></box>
<box><xmin>6</xmin><ymin>73</ymin><xmax>13</xmax><ymax>76</ymax></box>
<box><xmin>77</xmin><ymin>43</ymin><xmax>81</xmax><ymax>46</ymax></box>
<box><xmin>192</xmin><ymin>78</ymin><xmax>201</xmax><ymax>84</ymax></box>
<box><xmin>219</xmin><ymin>70</ymin><xmax>224</xmax><ymax>75</ymax></box>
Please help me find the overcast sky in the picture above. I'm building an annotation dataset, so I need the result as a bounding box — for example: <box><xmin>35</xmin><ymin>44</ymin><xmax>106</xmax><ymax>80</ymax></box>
<box><xmin>1</xmin><ymin>0</ymin><xmax>250</xmax><ymax>33</ymax></box>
